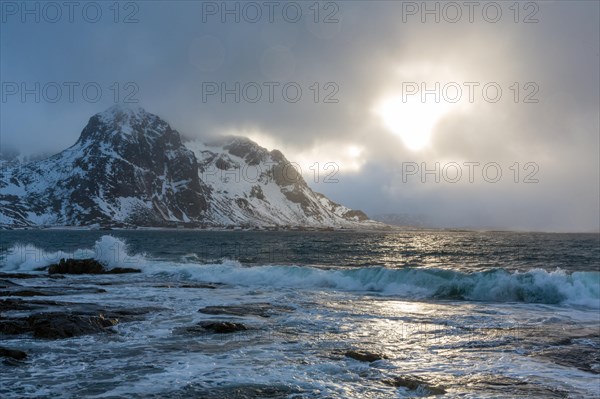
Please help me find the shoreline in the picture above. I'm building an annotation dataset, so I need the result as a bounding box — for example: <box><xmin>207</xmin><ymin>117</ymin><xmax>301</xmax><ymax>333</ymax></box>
<box><xmin>1</xmin><ymin>226</ymin><xmax>598</xmax><ymax>234</ymax></box>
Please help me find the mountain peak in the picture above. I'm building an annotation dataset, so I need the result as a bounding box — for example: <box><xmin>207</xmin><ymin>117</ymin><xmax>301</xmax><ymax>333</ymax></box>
<box><xmin>77</xmin><ymin>104</ymin><xmax>172</xmax><ymax>144</ymax></box>
<box><xmin>102</xmin><ymin>103</ymin><xmax>145</xmax><ymax>115</ymax></box>
<box><xmin>1</xmin><ymin>106</ymin><xmax>375</xmax><ymax>229</ymax></box>
<box><xmin>96</xmin><ymin>104</ymin><xmax>148</xmax><ymax>126</ymax></box>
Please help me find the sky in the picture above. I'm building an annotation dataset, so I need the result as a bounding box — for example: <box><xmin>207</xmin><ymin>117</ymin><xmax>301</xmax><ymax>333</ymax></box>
<box><xmin>1</xmin><ymin>0</ymin><xmax>599</xmax><ymax>232</ymax></box>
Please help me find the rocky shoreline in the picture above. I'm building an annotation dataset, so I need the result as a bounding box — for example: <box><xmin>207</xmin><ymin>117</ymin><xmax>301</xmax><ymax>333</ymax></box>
<box><xmin>2</xmin><ymin>258</ymin><xmax>596</xmax><ymax>398</ymax></box>
<box><xmin>0</xmin><ymin>259</ymin><xmax>454</xmax><ymax>398</ymax></box>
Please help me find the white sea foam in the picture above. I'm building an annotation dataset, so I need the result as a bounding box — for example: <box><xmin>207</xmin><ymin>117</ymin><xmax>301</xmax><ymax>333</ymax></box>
<box><xmin>1</xmin><ymin>235</ymin><xmax>598</xmax><ymax>308</ymax></box>
<box><xmin>0</xmin><ymin>235</ymin><xmax>144</xmax><ymax>271</ymax></box>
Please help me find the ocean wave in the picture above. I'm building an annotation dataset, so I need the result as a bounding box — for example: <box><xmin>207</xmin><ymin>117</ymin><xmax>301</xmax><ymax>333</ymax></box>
<box><xmin>0</xmin><ymin>235</ymin><xmax>145</xmax><ymax>271</ymax></box>
<box><xmin>1</xmin><ymin>235</ymin><xmax>598</xmax><ymax>308</ymax></box>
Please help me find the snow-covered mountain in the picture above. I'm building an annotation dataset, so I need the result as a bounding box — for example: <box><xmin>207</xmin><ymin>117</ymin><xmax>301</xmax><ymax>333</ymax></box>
<box><xmin>0</xmin><ymin>105</ymin><xmax>377</xmax><ymax>229</ymax></box>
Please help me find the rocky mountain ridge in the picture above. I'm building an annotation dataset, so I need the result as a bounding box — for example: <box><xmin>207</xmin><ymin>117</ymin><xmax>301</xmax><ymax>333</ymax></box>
<box><xmin>0</xmin><ymin>105</ymin><xmax>377</xmax><ymax>229</ymax></box>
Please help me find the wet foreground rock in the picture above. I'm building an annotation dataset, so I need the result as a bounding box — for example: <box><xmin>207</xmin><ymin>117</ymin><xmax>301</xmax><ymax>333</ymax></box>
<box><xmin>47</xmin><ymin>258</ymin><xmax>141</xmax><ymax>275</ymax></box>
<box><xmin>196</xmin><ymin>321</ymin><xmax>248</xmax><ymax>334</ymax></box>
<box><xmin>0</xmin><ymin>346</ymin><xmax>27</xmax><ymax>360</ymax></box>
<box><xmin>344</xmin><ymin>349</ymin><xmax>389</xmax><ymax>362</ymax></box>
<box><xmin>0</xmin><ymin>297</ymin><xmax>163</xmax><ymax>339</ymax></box>
<box><xmin>536</xmin><ymin>333</ymin><xmax>600</xmax><ymax>374</ymax></box>
<box><xmin>383</xmin><ymin>375</ymin><xmax>446</xmax><ymax>396</ymax></box>
<box><xmin>0</xmin><ymin>312</ymin><xmax>119</xmax><ymax>339</ymax></box>
<box><xmin>28</xmin><ymin>313</ymin><xmax>119</xmax><ymax>339</ymax></box>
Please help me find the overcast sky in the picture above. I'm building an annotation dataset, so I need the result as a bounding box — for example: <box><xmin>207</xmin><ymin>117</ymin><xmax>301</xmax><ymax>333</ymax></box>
<box><xmin>1</xmin><ymin>1</ymin><xmax>598</xmax><ymax>232</ymax></box>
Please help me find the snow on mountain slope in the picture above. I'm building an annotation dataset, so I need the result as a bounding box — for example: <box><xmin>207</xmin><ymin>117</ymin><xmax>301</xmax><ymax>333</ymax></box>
<box><xmin>0</xmin><ymin>105</ymin><xmax>377</xmax><ymax>229</ymax></box>
<box><xmin>1</xmin><ymin>105</ymin><xmax>208</xmax><ymax>227</ymax></box>
<box><xmin>187</xmin><ymin>137</ymin><xmax>371</xmax><ymax>228</ymax></box>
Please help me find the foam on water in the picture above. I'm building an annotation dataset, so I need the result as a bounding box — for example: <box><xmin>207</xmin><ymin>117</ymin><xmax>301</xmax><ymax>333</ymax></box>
<box><xmin>1</xmin><ymin>235</ymin><xmax>599</xmax><ymax>308</ymax></box>
<box><xmin>0</xmin><ymin>235</ymin><xmax>145</xmax><ymax>271</ymax></box>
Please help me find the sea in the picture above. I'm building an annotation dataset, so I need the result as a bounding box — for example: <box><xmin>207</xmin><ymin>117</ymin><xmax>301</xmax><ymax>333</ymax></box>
<box><xmin>1</xmin><ymin>230</ymin><xmax>599</xmax><ymax>398</ymax></box>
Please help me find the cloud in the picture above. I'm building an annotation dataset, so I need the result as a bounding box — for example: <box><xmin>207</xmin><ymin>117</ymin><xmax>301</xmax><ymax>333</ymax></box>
<box><xmin>1</xmin><ymin>1</ymin><xmax>598</xmax><ymax>231</ymax></box>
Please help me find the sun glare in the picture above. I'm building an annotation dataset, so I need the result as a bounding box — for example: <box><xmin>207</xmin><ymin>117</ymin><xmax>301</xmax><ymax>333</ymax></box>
<box><xmin>375</xmin><ymin>96</ymin><xmax>452</xmax><ymax>151</ymax></box>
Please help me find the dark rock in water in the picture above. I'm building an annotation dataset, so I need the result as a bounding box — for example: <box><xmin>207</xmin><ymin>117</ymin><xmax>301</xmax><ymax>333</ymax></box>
<box><xmin>344</xmin><ymin>350</ymin><xmax>388</xmax><ymax>362</ymax></box>
<box><xmin>0</xmin><ymin>319</ymin><xmax>30</xmax><ymax>335</ymax></box>
<box><xmin>0</xmin><ymin>346</ymin><xmax>27</xmax><ymax>360</ymax></box>
<box><xmin>383</xmin><ymin>375</ymin><xmax>446</xmax><ymax>396</ymax></box>
<box><xmin>48</xmin><ymin>258</ymin><xmax>105</xmax><ymax>274</ymax></box>
<box><xmin>198</xmin><ymin>303</ymin><xmax>293</xmax><ymax>318</ymax></box>
<box><xmin>26</xmin><ymin>313</ymin><xmax>119</xmax><ymax>339</ymax></box>
<box><xmin>197</xmin><ymin>321</ymin><xmax>248</xmax><ymax>333</ymax></box>
<box><xmin>47</xmin><ymin>258</ymin><xmax>140</xmax><ymax>274</ymax></box>
<box><xmin>0</xmin><ymin>311</ymin><xmax>118</xmax><ymax>339</ymax></box>
<box><xmin>176</xmin><ymin>321</ymin><xmax>247</xmax><ymax>335</ymax></box>
<box><xmin>1</xmin><ymin>298</ymin><xmax>161</xmax><ymax>320</ymax></box>
<box><xmin>0</xmin><ymin>298</ymin><xmax>50</xmax><ymax>312</ymax></box>
<box><xmin>0</xmin><ymin>297</ymin><xmax>162</xmax><ymax>340</ymax></box>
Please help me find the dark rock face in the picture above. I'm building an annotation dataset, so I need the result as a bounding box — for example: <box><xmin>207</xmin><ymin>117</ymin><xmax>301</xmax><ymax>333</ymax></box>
<box><xmin>74</xmin><ymin>107</ymin><xmax>211</xmax><ymax>225</ymax></box>
<box><xmin>47</xmin><ymin>258</ymin><xmax>141</xmax><ymax>274</ymax></box>
<box><xmin>0</xmin><ymin>346</ymin><xmax>27</xmax><ymax>360</ymax></box>
<box><xmin>198</xmin><ymin>303</ymin><xmax>293</xmax><ymax>318</ymax></box>
<box><xmin>340</xmin><ymin>209</ymin><xmax>369</xmax><ymax>222</ymax></box>
<box><xmin>224</xmin><ymin>139</ymin><xmax>265</xmax><ymax>166</ymax></box>
<box><xmin>249</xmin><ymin>185</ymin><xmax>265</xmax><ymax>200</ymax></box>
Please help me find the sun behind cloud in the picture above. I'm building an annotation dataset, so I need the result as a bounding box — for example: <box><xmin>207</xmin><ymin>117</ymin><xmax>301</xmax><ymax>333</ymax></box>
<box><xmin>375</xmin><ymin>95</ymin><xmax>453</xmax><ymax>151</ymax></box>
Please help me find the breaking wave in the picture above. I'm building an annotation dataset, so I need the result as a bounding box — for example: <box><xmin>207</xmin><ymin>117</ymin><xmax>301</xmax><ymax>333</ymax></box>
<box><xmin>0</xmin><ymin>235</ymin><xmax>145</xmax><ymax>271</ymax></box>
<box><xmin>1</xmin><ymin>235</ymin><xmax>598</xmax><ymax>308</ymax></box>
